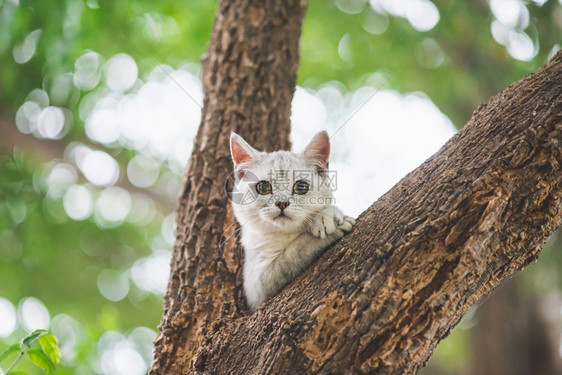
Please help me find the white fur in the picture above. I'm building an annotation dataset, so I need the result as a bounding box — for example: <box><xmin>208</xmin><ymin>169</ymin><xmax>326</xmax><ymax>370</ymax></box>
<box><xmin>230</xmin><ymin>132</ymin><xmax>355</xmax><ymax>311</ymax></box>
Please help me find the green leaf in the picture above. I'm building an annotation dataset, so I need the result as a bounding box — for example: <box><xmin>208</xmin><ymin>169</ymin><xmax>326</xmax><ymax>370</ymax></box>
<box><xmin>7</xmin><ymin>370</ymin><xmax>28</xmax><ymax>375</ymax></box>
<box><xmin>0</xmin><ymin>344</ymin><xmax>20</xmax><ymax>364</ymax></box>
<box><xmin>26</xmin><ymin>348</ymin><xmax>54</xmax><ymax>375</ymax></box>
<box><xmin>20</xmin><ymin>330</ymin><xmax>48</xmax><ymax>351</ymax></box>
<box><xmin>38</xmin><ymin>335</ymin><xmax>61</xmax><ymax>365</ymax></box>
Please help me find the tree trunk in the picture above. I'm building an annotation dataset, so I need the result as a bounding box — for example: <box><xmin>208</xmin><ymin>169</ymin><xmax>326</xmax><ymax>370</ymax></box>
<box><xmin>150</xmin><ymin>0</ymin><xmax>562</xmax><ymax>372</ymax></box>
<box><xmin>150</xmin><ymin>0</ymin><xmax>304</xmax><ymax>373</ymax></box>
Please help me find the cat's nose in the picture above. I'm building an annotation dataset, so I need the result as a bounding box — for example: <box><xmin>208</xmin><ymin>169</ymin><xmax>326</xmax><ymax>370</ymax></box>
<box><xmin>276</xmin><ymin>201</ymin><xmax>290</xmax><ymax>210</ymax></box>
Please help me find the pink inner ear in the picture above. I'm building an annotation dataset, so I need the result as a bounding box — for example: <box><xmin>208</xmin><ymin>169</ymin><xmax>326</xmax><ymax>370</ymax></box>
<box><xmin>231</xmin><ymin>141</ymin><xmax>252</xmax><ymax>166</ymax></box>
<box><xmin>305</xmin><ymin>131</ymin><xmax>330</xmax><ymax>174</ymax></box>
<box><xmin>231</xmin><ymin>140</ymin><xmax>253</xmax><ymax>178</ymax></box>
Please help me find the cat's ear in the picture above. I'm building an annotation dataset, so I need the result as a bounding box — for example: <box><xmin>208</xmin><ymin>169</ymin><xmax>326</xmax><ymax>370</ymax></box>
<box><xmin>304</xmin><ymin>131</ymin><xmax>330</xmax><ymax>175</ymax></box>
<box><xmin>230</xmin><ymin>132</ymin><xmax>258</xmax><ymax>178</ymax></box>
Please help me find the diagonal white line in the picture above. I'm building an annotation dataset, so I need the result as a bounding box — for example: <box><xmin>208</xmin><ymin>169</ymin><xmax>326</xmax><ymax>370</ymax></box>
<box><xmin>330</xmin><ymin>57</ymin><xmax>413</xmax><ymax>139</ymax></box>
<box><xmin>150</xmin><ymin>55</ymin><xmax>203</xmax><ymax>109</ymax></box>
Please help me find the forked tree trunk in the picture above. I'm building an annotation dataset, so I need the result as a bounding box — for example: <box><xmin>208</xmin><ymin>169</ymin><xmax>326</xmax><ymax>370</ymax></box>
<box><xmin>150</xmin><ymin>0</ymin><xmax>562</xmax><ymax>373</ymax></box>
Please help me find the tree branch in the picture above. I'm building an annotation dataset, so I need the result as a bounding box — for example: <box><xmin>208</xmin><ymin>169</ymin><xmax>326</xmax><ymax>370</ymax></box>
<box><xmin>191</xmin><ymin>52</ymin><xmax>562</xmax><ymax>373</ymax></box>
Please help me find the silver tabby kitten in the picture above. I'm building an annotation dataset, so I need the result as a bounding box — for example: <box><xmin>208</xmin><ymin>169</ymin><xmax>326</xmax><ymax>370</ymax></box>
<box><xmin>229</xmin><ymin>131</ymin><xmax>355</xmax><ymax>311</ymax></box>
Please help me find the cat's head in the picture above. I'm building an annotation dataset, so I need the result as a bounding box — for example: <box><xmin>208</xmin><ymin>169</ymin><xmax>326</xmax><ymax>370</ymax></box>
<box><xmin>229</xmin><ymin>131</ymin><xmax>334</xmax><ymax>233</ymax></box>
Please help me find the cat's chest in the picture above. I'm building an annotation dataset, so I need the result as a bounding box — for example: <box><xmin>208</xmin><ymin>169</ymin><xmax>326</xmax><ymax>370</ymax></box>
<box><xmin>241</xmin><ymin>231</ymin><xmax>300</xmax><ymax>260</ymax></box>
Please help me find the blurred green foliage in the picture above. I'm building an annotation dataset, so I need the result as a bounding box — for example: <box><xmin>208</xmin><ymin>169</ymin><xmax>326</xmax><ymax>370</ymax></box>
<box><xmin>0</xmin><ymin>0</ymin><xmax>561</xmax><ymax>373</ymax></box>
<box><xmin>0</xmin><ymin>329</ymin><xmax>61</xmax><ymax>374</ymax></box>
<box><xmin>0</xmin><ymin>0</ymin><xmax>217</xmax><ymax>109</ymax></box>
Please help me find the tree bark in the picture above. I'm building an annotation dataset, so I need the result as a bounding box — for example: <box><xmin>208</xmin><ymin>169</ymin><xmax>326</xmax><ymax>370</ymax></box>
<box><xmin>150</xmin><ymin>0</ymin><xmax>562</xmax><ymax>372</ymax></box>
<box><xmin>150</xmin><ymin>0</ymin><xmax>304</xmax><ymax>373</ymax></box>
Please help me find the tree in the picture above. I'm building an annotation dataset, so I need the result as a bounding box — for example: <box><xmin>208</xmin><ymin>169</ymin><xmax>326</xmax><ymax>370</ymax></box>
<box><xmin>150</xmin><ymin>0</ymin><xmax>562</xmax><ymax>373</ymax></box>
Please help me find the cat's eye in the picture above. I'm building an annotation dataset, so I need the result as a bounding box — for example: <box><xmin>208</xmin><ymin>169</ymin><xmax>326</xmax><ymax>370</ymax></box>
<box><xmin>292</xmin><ymin>180</ymin><xmax>309</xmax><ymax>195</ymax></box>
<box><xmin>255</xmin><ymin>180</ymin><xmax>272</xmax><ymax>195</ymax></box>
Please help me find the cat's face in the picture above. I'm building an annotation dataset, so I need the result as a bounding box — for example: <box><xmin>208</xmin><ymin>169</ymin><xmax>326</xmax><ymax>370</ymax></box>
<box><xmin>230</xmin><ymin>132</ymin><xmax>334</xmax><ymax>233</ymax></box>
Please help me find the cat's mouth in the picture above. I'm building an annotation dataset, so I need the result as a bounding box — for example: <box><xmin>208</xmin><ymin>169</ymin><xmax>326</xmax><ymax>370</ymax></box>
<box><xmin>273</xmin><ymin>212</ymin><xmax>291</xmax><ymax>221</ymax></box>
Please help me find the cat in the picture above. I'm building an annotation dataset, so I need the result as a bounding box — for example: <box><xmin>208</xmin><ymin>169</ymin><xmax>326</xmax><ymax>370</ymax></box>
<box><xmin>229</xmin><ymin>131</ymin><xmax>355</xmax><ymax>311</ymax></box>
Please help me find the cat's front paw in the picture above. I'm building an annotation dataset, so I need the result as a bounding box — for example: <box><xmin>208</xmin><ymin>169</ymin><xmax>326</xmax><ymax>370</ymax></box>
<box><xmin>338</xmin><ymin>215</ymin><xmax>355</xmax><ymax>233</ymax></box>
<box><xmin>308</xmin><ymin>206</ymin><xmax>353</xmax><ymax>238</ymax></box>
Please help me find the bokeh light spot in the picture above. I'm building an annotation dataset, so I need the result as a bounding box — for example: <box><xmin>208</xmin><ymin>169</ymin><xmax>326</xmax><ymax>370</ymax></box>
<box><xmin>363</xmin><ymin>9</ymin><xmax>389</xmax><ymax>35</ymax></box>
<box><xmin>98</xmin><ymin>331</ymin><xmax>148</xmax><ymax>375</ymax></box>
<box><xmin>26</xmin><ymin>88</ymin><xmax>49</xmax><ymax>107</ymax></box>
<box><xmin>97</xmin><ymin>269</ymin><xmax>130</xmax><ymax>302</ymax></box>
<box><xmin>95</xmin><ymin>187</ymin><xmax>132</xmax><ymax>227</ymax></box>
<box><xmin>369</xmin><ymin>0</ymin><xmax>439</xmax><ymax>32</ymax></box>
<box><xmin>63</xmin><ymin>184</ymin><xmax>93</xmax><ymax>220</ymax></box>
<box><xmin>127</xmin><ymin>155</ymin><xmax>160</xmax><ymax>188</ymax></box>
<box><xmin>80</xmin><ymin>150</ymin><xmax>120</xmax><ymax>186</ymax></box>
<box><xmin>128</xmin><ymin>327</ymin><xmax>157</xmax><ymax>363</ymax></box>
<box><xmin>106</xmin><ymin>53</ymin><xmax>138</xmax><ymax>92</ymax></box>
<box><xmin>337</xmin><ymin>34</ymin><xmax>353</xmax><ymax>62</ymax></box>
<box><xmin>51</xmin><ymin>314</ymin><xmax>83</xmax><ymax>363</ymax></box>
<box><xmin>74</xmin><ymin>51</ymin><xmax>103</xmax><ymax>91</ymax></box>
<box><xmin>12</xmin><ymin>29</ymin><xmax>41</xmax><ymax>64</ymax></box>
<box><xmin>161</xmin><ymin>213</ymin><xmax>176</xmax><ymax>246</ymax></box>
<box><xmin>130</xmin><ymin>251</ymin><xmax>171</xmax><ymax>295</ymax></box>
<box><xmin>415</xmin><ymin>38</ymin><xmax>445</xmax><ymax>68</ymax></box>
<box><xmin>127</xmin><ymin>193</ymin><xmax>156</xmax><ymax>225</ymax></box>
<box><xmin>47</xmin><ymin>163</ymin><xmax>78</xmax><ymax>199</ymax></box>
<box><xmin>18</xmin><ymin>297</ymin><xmax>50</xmax><ymax>332</ymax></box>
<box><xmin>37</xmin><ymin>106</ymin><xmax>68</xmax><ymax>139</ymax></box>
<box><xmin>15</xmin><ymin>101</ymin><xmax>40</xmax><ymax>134</ymax></box>
<box><xmin>85</xmin><ymin>107</ymin><xmax>120</xmax><ymax>144</ymax></box>
<box><xmin>406</xmin><ymin>0</ymin><xmax>440</xmax><ymax>32</ymax></box>
<box><xmin>490</xmin><ymin>0</ymin><xmax>525</xmax><ymax>27</ymax></box>
<box><xmin>507</xmin><ymin>31</ymin><xmax>537</xmax><ymax>61</ymax></box>
<box><xmin>0</xmin><ymin>297</ymin><xmax>17</xmax><ymax>337</ymax></box>
<box><xmin>335</xmin><ymin>0</ymin><xmax>367</xmax><ymax>14</ymax></box>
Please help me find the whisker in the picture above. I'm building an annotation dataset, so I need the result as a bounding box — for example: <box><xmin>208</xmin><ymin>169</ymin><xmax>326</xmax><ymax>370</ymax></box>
<box><xmin>219</xmin><ymin>212</ymin><xmax>261</xmax><ymax>247</ymax></box>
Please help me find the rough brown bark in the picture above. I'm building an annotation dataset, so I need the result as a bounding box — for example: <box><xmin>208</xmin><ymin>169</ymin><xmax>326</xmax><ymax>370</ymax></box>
<box><xmin>150</xmin><ymin>0</ymin><xmax>304</xmax><ymax>373</ymax></box>
<box><xmin>150</xmin><ymin>0</ymin><xmax>562</xmax><ymax>372</ymax></box>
